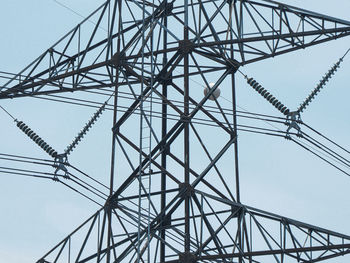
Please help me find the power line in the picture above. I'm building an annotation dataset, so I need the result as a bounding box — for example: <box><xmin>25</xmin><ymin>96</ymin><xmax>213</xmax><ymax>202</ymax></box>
<box><xmin>52</xmin><ymin>0</ymin><xmax>108</xmax><ymax>32</ymax></box>
<box><xmin>0</xmin><ymin>105</ymin><xmax>16</xmax><ymax>120</ymax></box>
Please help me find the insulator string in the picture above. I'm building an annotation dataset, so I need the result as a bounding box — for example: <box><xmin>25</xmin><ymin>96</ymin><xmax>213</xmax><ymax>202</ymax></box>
<box><xmin>244</xmin><ymin>76</ymin><xmax>291</xmax><ymax>116</ymax></box>
<box><xmin>16</xmin><ymin>120</ymin><xmax>59</xmax><ymax>158</ymax></box>
<box><xmin>1</xmin><ymin>104</ymin><xmax>59</xmax><ymax>158</ymax></box>
<box><xmin>64</xmin><ymin>92</ymin><xmax>114</xmax><ymax>156</ymax></box>
<box><xmin>64</xmin><ymin>100</ymin><xmax>108</xmax><ymax>155</ymax></box>
<box><xmin>297</xmin><ymin>57</ymin><xmax>343</xmax><ymax>113</ymax></box>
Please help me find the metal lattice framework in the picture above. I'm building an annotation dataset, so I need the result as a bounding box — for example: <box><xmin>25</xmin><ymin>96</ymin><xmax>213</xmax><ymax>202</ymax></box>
<box><xmin>1</xmin><ymin>0</ymin><xmax>350</xmax><ymax>262</ymax></box>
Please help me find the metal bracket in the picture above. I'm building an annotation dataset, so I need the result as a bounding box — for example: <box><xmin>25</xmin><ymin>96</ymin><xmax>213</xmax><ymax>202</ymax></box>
<box><xmin>179</xmin><ymin>183</ymin><xmax>194</xmax><ymax>198</ymax></box>
<box><xmin>285</xmin><ymin>111</ymin><xmax>302</xmax><ymax>139</ymax></box>
<box><xmin>53</xmin><ymin>154</ymin><xmax>69</xmax><ymax>180</ymax></box>
<box><xmin>178</xmin><ymin>40</ymin><xmax>194</xmax><ymax>54</ymax></box>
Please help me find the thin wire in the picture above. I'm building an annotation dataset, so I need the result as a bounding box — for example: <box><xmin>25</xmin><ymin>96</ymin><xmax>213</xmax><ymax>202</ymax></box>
<box><xmin>52</xmin><ymin>0</ymin><xmax>108</xmax><ymax>32</ymax></box>
<box><xmin>67</xmin><ymin>175</ymin><xmax>107</xmax><ymax>201</ymax></box>
<box><xmin>341</xmin><ymin>47</ymin><xmax>350</xmax><ymax>60</ymax></box>
<box><xmin>302</xmin><ymin>122</ymin><xmax>350</xmax><ymax>155</ymax></box>
<box><xmin>66</xmin><ymin>171</ymin><xmax>108</xmax><ymax>197</ymax></box>
<box><xmin>0</xmin><ymin>105</ymin><xmax>16</xmax><ymax>120</ymax></box>
<box><xmin>0</xmin><ymin>156</ymin><xmax>54</xmax><ymax>168</ymax></box>
<box><xmin>20</xmin><ymin>92</ymin><xmax>286</xmax><ymax>134</ymax></box>
<box><xmin>302</xmin><ymin>132</ymin><xmax>350</xmax><ymax>167</ymax></box>
<box><xmin>0</xmin><ymin>166</ymin><xmax>61</xmax><ymax>178</ymax></box>
<box><xmin>34</xmin><ymin>92</ymin><xmax>286</xmax><ymax>124</ymax></box>
<box><xmin>0</xmin><ymin>169</ymin><xmax>56</xmax><ymax>180</ymax></box>
<box><xmin>68</xmin><ymin>164</ymin><xmax>110</xmax><ymax>190</ymax></box>
<box><xmin>0</xmin><ymin>158</ymin><xmax>108</xmax><ymax>198</ymax></box>
<box><xmin>291</xmin><ymin>138</ymin><xmax>350</xmax><ymax>177</ymax></box>
<box><xmin>0</xmin><ymin>152</ymin><xmax>55</xmax><ymax>163</ymax></box>
<box><xmin>301</xmin><ymin>132</ymin><xmax>350</xmax><ymax>170</ymax></box>
<box><xmin>59</xmin><ymin>179</ymin><xmax>103</xmax><ymax>207</ymax></box>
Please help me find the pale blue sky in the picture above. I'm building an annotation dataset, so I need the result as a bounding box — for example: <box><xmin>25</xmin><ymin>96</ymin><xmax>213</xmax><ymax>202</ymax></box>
<box><xmin>1</xmin><ymin>0</ymin><xmax>350</xmax><ymax>262</ymax></box>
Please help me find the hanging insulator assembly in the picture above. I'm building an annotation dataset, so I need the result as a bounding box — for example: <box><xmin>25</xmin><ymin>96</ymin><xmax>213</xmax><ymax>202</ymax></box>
<box><xmin>246</xmin><ymin>77</ymin><xmax>291</xmax><ymax>116</ymax></box>
<box><xmin>16</xmin><ymin>120</ymin><xmax>58</xmax><ymax>158</ymax></box>
<box><xmin>65</xmin><ymin>101</ymin><xmax>108</xmax><ymax>155</ymax></box>
<box><xmin>298</xmin><ymin>57</ymin><xmax>343</xmax><ymax>113</ymax></box>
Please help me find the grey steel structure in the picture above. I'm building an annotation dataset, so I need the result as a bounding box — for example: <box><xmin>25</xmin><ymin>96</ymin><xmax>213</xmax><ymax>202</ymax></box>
<box><xmin>1</xmin><ymin>0</ymin><xmax>350</xmax><ymax>262</ymax></box>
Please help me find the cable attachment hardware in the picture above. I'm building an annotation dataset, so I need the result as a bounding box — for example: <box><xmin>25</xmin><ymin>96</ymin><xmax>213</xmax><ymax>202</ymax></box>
<box><xmin>285</xmin><ymin>111</ymin><xmax>302</xmax><ymax>139</ymax></box>
<box><xmin>244</xmin><ymin>75</ymin><xmax>303</xmax><ymax>138</ymax></box>
<box><xmin>297</xmin><ymin>57</ymin><xmax>343</xmax><ymax>113</ymax></box>
<box><xmin>64</xmin><ymin>100</ymin><xmax>108</xmax><ymax>155</ymax></box>
<box><xmin>15</xmin><ymin>120</ymin><xmax>58</xmax><ymax>158</ymax></box>
<box><xmin>53</xmin><ymin>154</ymin><xmax>69</xmax><ymax>180</ymax></box>
<box><xmin>245</xmin><ymin>76</ymin><xmax>291</xmax><ymax>116</ymax></box>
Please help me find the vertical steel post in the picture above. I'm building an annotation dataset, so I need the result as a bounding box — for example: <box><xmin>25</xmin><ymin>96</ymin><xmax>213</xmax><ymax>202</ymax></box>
<box><xmin>160</xmin><ymin>0</ymin><xmax>168</xmax><ymax>261</ymax></box>
<box><xmin>107</xmin><ymin>0</ymin><xmax>120</xmax><ymax>261</ymax></box>
<box><xmin>183</xmin><ymin>0</ymin><xmax>191</xmax><ymax>256</ymax></box>
<box><xmin>229</xmin><ymin>2</ymin><xmax>242</xmax><ymax>262</ymax></box>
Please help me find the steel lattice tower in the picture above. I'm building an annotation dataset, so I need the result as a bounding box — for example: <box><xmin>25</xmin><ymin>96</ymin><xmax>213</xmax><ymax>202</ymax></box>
<box><xmin>1</xmin><ymin>0</ymin><xmax>350</xmax><ymax>262</ymax></box>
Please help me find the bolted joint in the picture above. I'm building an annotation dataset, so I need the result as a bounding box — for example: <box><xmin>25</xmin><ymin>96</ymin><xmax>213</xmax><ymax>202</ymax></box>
<box><xmin>226</xmin><ymin>58</ymin><xmax>241</xmax><ymax>72</ymax></box>
<box><xmin>112</xmin><ymin>124</ymin><xmax>120</xmax><ymax>134</ymax></box>
<box><xmin>160</xmin><ymin>144</ymin><xmax>170</xmax><ymax>155</ymax></box>
<box><xmin>231</xmin><ymin>205</ymin><xmax>242</xmax><ymax>218</ymax></box>
<box><xmin>104</xmin><ymin>197</ymin><xmax>117</xmax><ymax>211</ymax></box>
<box><xmin>230</xmin><ymin>132</ymin><xmax>238</xmax><ymax>142</ymax></box>
<box><xmin>181</xmin><ymin>115</ymin><xmax>191</xmax><ymax>123</ymax></box>
<box><xmin>164</xmin><ymin>2</ymin><xmax>173</xmax><ymax>15</ymax></box>
<box><xmin>111</xmin><ymin>52</ymin><xmax>126</xmax><ymax>67</ymax></box>
<box><xmin>179</xmin><ymin>183</ymin><xmax>194</xmax><ymax>198</ymax></box>
<box><xmin>179</xmin><ymin>40</ymin><xmax>194</xmax><ymax>54</ymax></box>
<box><xmin>158</xmin><ymin>214</ymin><xmax>172</xmax><ymax>228</ymax></box>
<box><xmin>157</xmin><ymin>73</ymin><xmax>173</xmax><ymax>86</ymax></box>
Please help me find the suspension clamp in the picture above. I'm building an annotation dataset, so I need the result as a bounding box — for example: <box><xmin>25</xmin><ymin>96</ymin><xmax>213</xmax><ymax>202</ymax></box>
<box><xmin>285</xmin><ymin>111</ymin><xmax>302</xmax><ymax>138</ymax></box>
<box><xmin>53</xmin><ymin>154</ymin><xmax>69</xmax><ymax>179</ymax></box>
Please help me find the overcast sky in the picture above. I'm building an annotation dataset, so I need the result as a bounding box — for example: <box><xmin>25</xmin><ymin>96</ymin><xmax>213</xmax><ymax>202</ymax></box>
<box><xmin>1</xmin><ymin>0</ymin><xmax>350</xmax><ymax>262</ymax></box>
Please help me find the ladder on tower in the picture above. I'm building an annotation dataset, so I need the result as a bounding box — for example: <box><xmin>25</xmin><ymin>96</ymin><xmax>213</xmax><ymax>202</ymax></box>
<box><xmin>137</xmin><ymin>88</ymin><xmax>153</xmax><ymax>263</ymax></box>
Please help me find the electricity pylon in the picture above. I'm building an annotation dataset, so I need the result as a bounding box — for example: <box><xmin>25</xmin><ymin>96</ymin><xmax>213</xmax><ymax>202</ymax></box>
<box><xmin>1</xmin><ymin>0</ymin><xmax>350</xmax><ymax>262</ymax></box>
